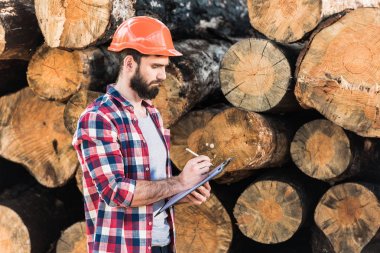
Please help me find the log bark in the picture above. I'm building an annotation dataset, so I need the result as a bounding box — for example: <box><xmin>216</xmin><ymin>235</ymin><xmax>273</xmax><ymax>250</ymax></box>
<box><xmin>220</xmin><ymin>38</ymin><xmax>300</xmax><ymax>113</ymax></box>
<box><xmin>64</xmin><ymin>90</ymin><xmax>103</xmax><ymax>135</ymax></box>
<box><xmin>153</xmin><ymin>40</ymin><xmax>230</xmax><ymax>127</ymax></box>
<box><xmin>0</xmin><ymin>183</ymin><xmax>69</xmax><ymax>253</ymax></box>
<box><xmin>0</xmin><ymin>88</ymin><xmax>78</xmax><ymax>187</ymax></box>
<box><xmin>136</xmin><ymin>0</ymin><xmax>254</xmax><ymax>39</ymax></box>
<box><xmin>0</xmin><ymin>0</ymin><xmax>43</xmax><ymax>60</ymax></box>
<box><xmin>295</xmin><ymin>8</ymin><xmax>380</xmax><ymax>137</ymax></box>
<box><xmin>178</xmin><ymin>107</ymin><xmax>292</xmax><ymax>184</ymax></box>
<box><xmin>0</xmin><ymin>60</ymin><xmax>28</xmax><ymax>96</ymax></box>
<box><xmin>314</xmin><ymin>182</ymin><xmax>380</xmax><ymax>253</ymax></box>
<box><xmin>233</xmin><ymin>175</ymin><xmax>308</xmax><ymax>244</ymax></box>
<box><xmin>27</xmin><ymin>45</ymin><xmax>119</xmax><ymax>101</ymax></box>
<box><xmin>35</xmin><ymin>0</ymin><xmax>252</xmax><ymax>49</ymax></box>
<box><xmin>290</xmin><ymin>119</ymin><xmax>380</xmax><ymax>183</ymax></box>
<box><xmin>56</xmin><ymin>222</ymin><xmax>87</xmax><ymax>253</ymax></box>
<box><xmin>246</xmin><ymin>0</ymin><xmax>380</xmax><ymax>43</ymax></box>
<box><xmin>174</xmin><ymin>194</ymin><xmax>232</xmax><ymax>253</ymax></box>
<box><xmin>75</xmin><ymin>167</ymin><xmax>83</xmax><ymax>195</ymax></box>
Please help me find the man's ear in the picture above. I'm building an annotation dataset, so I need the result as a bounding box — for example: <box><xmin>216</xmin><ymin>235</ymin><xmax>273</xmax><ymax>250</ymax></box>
<box><xmin>123</xmin><ymin>55</ymin><xmax>136</xmax><ymax>72</ymax></box>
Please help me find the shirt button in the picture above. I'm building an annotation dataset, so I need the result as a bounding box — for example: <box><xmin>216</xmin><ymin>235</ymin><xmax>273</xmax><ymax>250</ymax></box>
<box><xmin>148</xmin><ymin>221</ymin><xmax>152</xmax><ymax>226</ymax></box>
<box><xmin>145</xmin><ymin>167</ymin><xmax>149</xmax><ymax>171</ymax></box>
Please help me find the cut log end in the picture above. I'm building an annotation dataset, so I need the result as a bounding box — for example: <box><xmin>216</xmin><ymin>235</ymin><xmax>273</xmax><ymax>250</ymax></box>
<box><xmin>56</xmin><ymin>222</ymin><xmax>87</xmax><ymax>253</ymax></box>
<box><xmin>220</xmin><ymin>39</ymin><xmax>293</xmax><ymax>112</ymax></box>
<box><xmin>314</xmin><ymin>183</ymin><xmax>380</xmax><ymax>253</ymax></box>
<box><xmin>246</xmin><ymin>0</ymin><xmax>322</xmax><ymax>42</ymax></box>
<box><xmin>27</xmin><ymin>45</ymin><xmax>89</xmax><ymax>101</ymax></box>
<box><xmin>175</xmin><ymin>194</ymin><xmax>232</xmax><ymax>253</ymax></box>
<box><xmin>0</xmin><ymin>88</ymin><xmax>78</xmax><ymax>187</ymax></box>
<box><xmin>0</xmin><ymin>206</ymin><xmax>30</xmax><ymax>253</ymax></box>
<box><xmin>35</xmin><ymin>0</ymin><xmax>113</xmax><ymax>48</ymax></box>
<box><xmin>295</xmin><ymin>8</ymin><xmax>380</xmax><ymax>137</ymax></box>
<box><xmin>290</xmin><ymin>119</ymin><xmax>351</xmax><ymax>181</ymax></box>
<box><xmin>234</xmin><ymin>180</ymin><xmax>303</xmax><ymax>244</ymax></box>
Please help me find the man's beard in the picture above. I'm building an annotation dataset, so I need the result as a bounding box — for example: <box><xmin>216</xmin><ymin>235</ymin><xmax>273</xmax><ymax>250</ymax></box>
<box><xmin>130</xmin><ymin>67</ymin><xmax>161</xmax><ymax>100</ymax></box>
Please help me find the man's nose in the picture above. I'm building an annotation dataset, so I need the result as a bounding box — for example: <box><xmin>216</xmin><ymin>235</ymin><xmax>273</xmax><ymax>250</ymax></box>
<box><xmin>157</xmin><ymin>69</ymin><xmax>166</xmax><ymax>81</ymax></box>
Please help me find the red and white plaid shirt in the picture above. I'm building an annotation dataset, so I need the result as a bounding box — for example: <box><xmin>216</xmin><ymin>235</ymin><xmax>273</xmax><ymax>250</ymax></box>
<box><xmin>72</xmin><ymin>84</ymin><xmax>175</xmax><ymax>253</ymax></box>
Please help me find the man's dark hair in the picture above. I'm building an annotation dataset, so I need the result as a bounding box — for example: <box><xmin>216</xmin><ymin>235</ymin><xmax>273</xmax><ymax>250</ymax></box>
<box><xmin>119</xmin><ymin>48</ymin><xmax>144</xmax><ymax>69</ymax></box>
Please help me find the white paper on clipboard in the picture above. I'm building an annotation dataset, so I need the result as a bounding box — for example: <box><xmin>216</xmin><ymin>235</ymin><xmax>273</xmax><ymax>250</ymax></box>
<box><xmin>155</xmin><ymin>157</ymin><xmax>233</xmax><ymax>217</ymax></box>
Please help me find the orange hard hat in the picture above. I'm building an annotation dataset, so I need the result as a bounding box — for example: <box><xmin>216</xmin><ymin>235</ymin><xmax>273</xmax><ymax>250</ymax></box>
<box><xmin>108</xmin><ymin>16</ymin><xmax>182</xmax><ymax>57</ymax></box>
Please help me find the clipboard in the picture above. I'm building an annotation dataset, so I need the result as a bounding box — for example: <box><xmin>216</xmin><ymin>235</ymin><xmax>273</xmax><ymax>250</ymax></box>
<box><xmin>155</xmin><ymin>157</ymin><xmax>233</xmax><ymax>217</ymax></box>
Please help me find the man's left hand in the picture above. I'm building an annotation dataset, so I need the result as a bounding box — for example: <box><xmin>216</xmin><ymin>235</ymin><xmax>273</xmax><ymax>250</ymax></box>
<box><xmin>180</xmin><ymin>182</ymin><xmax>211</xmax><ymax>205</ymax></box>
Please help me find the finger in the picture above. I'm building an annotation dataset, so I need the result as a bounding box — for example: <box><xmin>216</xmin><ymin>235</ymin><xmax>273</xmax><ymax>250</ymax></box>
<box><xmin>191</xmin><ymin>155</ymin><xmax>211</xmax><ymax>164</ymax></box>
<box><xmin>196</xmin><ymin>185</ymin><xmax>211</xmax><ymax>198</ymax></box>
<box><xmin>186</xmin><ymin>193</ymin><xmax>203</xmax><ymax>205</ymax></box>
<box><xmin>195</xmin><ymin>161</ymin><xmax>212</xmax><ymax>171</ymax></box>
<box><xmin>203</xmin><ymin>182</ymin><xmax>211</xmax><ymax>191</ymax></box>
<box><xmin>190</xmin><ymin>190</ymin><xmax>207</xmax><ymax>202</ymax></box>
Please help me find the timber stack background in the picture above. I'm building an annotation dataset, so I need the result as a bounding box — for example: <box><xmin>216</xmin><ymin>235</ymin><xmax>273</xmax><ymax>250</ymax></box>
<box><xmin>0</xmin><ymin>1</ymin><xmax>380</xmax><ymax>253</ymax></box>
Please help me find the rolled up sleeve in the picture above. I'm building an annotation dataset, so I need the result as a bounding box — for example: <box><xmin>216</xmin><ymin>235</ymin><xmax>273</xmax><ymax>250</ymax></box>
<box><xmin>75</xmin><ymin>111</ymin><xmax>135</xmax><ymax>207</ymax></box>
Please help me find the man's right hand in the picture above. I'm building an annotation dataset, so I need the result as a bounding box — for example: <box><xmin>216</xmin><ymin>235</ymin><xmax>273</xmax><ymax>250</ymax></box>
<box><xmin>178</xmin><ymin>155</ymin><xmax>212</xmax><ymax>189</ymax></box>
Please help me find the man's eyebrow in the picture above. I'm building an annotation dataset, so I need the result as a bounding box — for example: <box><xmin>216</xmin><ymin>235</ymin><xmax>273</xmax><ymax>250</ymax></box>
<box><xmin>153</xmin><ymin>63</ymin><xmax>169</xmax><ymax>67</ymax></box>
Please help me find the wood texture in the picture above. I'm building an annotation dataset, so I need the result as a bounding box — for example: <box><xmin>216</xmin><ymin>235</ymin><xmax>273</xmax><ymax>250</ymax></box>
<box><xmin>295</xmin><ymin>8</ymin><xmax>380</xmax><ymax>137</ymax></box>
<box><xmin>27</xmin><ymin>45</ymin><xmax>118</xmax><ymax>101</ymax></box>
<box><xmin>153</xmin><ymin>40</ymin><xmax>229</xmax><ymax>127</ymax></box>
<box><xmin>182</xmin><ymin>107</ymin><xmax>291</xmax><ymax>184</ymax></box>
<box><xmin>34</xmin><ymin>0</ymin><xmax>134</xmax><ymax>49</ymax></box>
<box><xmin>56</xmin><ymin>222</ymin><xmax>87</xmax><ymax>253</ymax></box>
<box><xmin>234</xmin><ymin>179</ymin><xmax>304</xmax><ymax>244</ymax></box>
<box><xmin>314</xmin><ymin>183</ymin><xmax>380</xmax><ymax>253</ymax></box>
<box><xmin>246</xmin><ymin>0</ymin><xmax>380</xmax><ymax>43</ymax></box>
<box><xmin>291</xmin><ymin>119</ymin><xmax>354</xmax><ymax>182</ymax></box>
<box><xmin>175</xmin><ymin>194</ymin><xmax>232</xmax><ymax>253</ymax></box>
<box><xmin>64</xmin><ymin>90</ymin><xmax>103</xmax><ymax>135</ymax></box>
<box><xmin>220</xmin><ymin>38</ymin><xmax>299</xmax><ymax>112</ymax></box>
<box><xmin>0</xmin><ymin>0</ymin><xmax>43</xmax><ymax>60</ymax></box>
<box><xmin>0</xmin><ymin>184</ymin><xmax>68</xmax><ymax>253</ymax></box>
<box><xmin>0</xmin><ymin>88</ymin><xmax>78</xmax><ymax>187</ymax></box>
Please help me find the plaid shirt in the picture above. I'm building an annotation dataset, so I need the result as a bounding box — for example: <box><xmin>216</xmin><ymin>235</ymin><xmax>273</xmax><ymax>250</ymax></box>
<box><xmin>72</xmin><ymin>85</ymin><xmax>175</xmax><ymax>253</ymax></box>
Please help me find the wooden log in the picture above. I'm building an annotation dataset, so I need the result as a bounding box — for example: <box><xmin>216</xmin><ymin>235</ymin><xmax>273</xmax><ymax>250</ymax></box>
<box><xmin>75</xmin><ymin>168</ymin><xmax>83</xmax><ymax>195</ymax></box>
<box><xmin>0</xmin><ymin>60</ymin><xmax>28</xmax><ymax>96</ymax></box>
<box><xmin>219</xmin><ymin>38</ymin><xmax>300</xmax><ymax>113</ymax></box>
<box><xmin>246</xmin><ymin>0</ymin><xmax>380</xmax><ymax>43</ymax></box>
<box><xmin>295</xmin><ymin>8</ymin><xmax>380</xmax><ymax>137</ymax></box>
<box><xmin>233</xmin><ymin>175</ymin><xmax>308</xmax><ymax>244</ymax></box>
<box><xmin>56</xmin><ymin>222</ymin><xmax>86</xmax><ymax>253</ymax></box>
<box><xmin>35</xmin><ymin>0</ymin><xmax>252</xmax><ymax>49</ymax></box>
<box><xmin>0</xmin><ymin>183</ymin><xmax>69</xmax><ymax>253</ymax></box>
<box><xmin>27</xmin><ymin>45</ymin><xmax>118</xmax><ymax>101</ymax></box>
<box><xmin>314</xmin><ymin>182</ymin><xmax>380</xmax><ymax>253</ymax></box>
<box><xmin>0</xmin><ymin>88</ymin><xmax>78</xmax><ymax>187</ymax></box>
<box><xmin>64</xmin><ymin>90</ymin><xmax>103</xmax><ymax>135</ymax></box>
<box><xmin>174</xmin><ymin>194</ymin><xmax>232</xmax><ymax>253</ymax></box>
<box><xmin>139</xmin><ymin>0</ymin><xmax>254</xmax><ymax>39</ymax></box>
<box><xmin>153</xmin><ymin>39</ymin><xmax>230</xmax><ymax>127</ymax></box>
<box><xmin>174</xmin><ymin>107</ymin><xmax>292</xmax><ymax>184</ymax></box>
<box><xmin>0</xmin><ymin>0</ymin><xmax>43</xmax><ymax>60</ymax></box>
<box><xmin>290</xmin><ymin>119</ymin><xmax>380</xmax><ymax>183</ymax></box>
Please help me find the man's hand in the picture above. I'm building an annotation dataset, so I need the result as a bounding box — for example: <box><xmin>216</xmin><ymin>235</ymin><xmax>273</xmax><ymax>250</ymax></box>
<box><xmin>181</xmin><ymin>182</ymin><xmax>211</xmax><ymax>205</ymax></box>
<box><xmin>178</xmin><ymin>155</ymin><xmax>212</xmax><ymax>189</ymax></box>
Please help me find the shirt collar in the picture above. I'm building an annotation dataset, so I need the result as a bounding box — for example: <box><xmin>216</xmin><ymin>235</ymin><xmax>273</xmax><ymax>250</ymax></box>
<box><xmin>106</xmin><ymin>84</ymin><xmax>154</xmax><ymax>110</ymax></box>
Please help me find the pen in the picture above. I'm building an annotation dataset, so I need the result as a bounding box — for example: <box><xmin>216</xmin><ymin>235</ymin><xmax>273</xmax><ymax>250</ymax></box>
<box><xmin>185</xmin><ymin>148</ymin><xmax>213</xmax><ymax>166</ymax></box>
<box><xmin>185</xmin><ymin>148</ymin><xmax>199</xmax><ymax>157</ymax></box>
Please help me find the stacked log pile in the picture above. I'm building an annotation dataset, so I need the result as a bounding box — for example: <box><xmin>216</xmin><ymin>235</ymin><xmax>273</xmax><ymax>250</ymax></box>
<box><xmin>0</xmin><ymin>1</ymin><xmax>380</xmax><ymax>253</ymax></box>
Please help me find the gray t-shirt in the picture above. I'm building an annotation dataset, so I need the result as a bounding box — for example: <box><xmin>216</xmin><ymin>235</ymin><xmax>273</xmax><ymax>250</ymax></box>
<box><xmin>138</xmin><ymin>114</ymin><xmax>170</xmax><ymax>247</ymax></box>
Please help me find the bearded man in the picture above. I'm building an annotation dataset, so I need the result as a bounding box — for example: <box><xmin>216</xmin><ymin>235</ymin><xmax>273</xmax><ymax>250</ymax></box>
<box><xmin>72</xmin><ymin>16</ymin><xmax>212</xmax><ymax>253</ymax></box>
